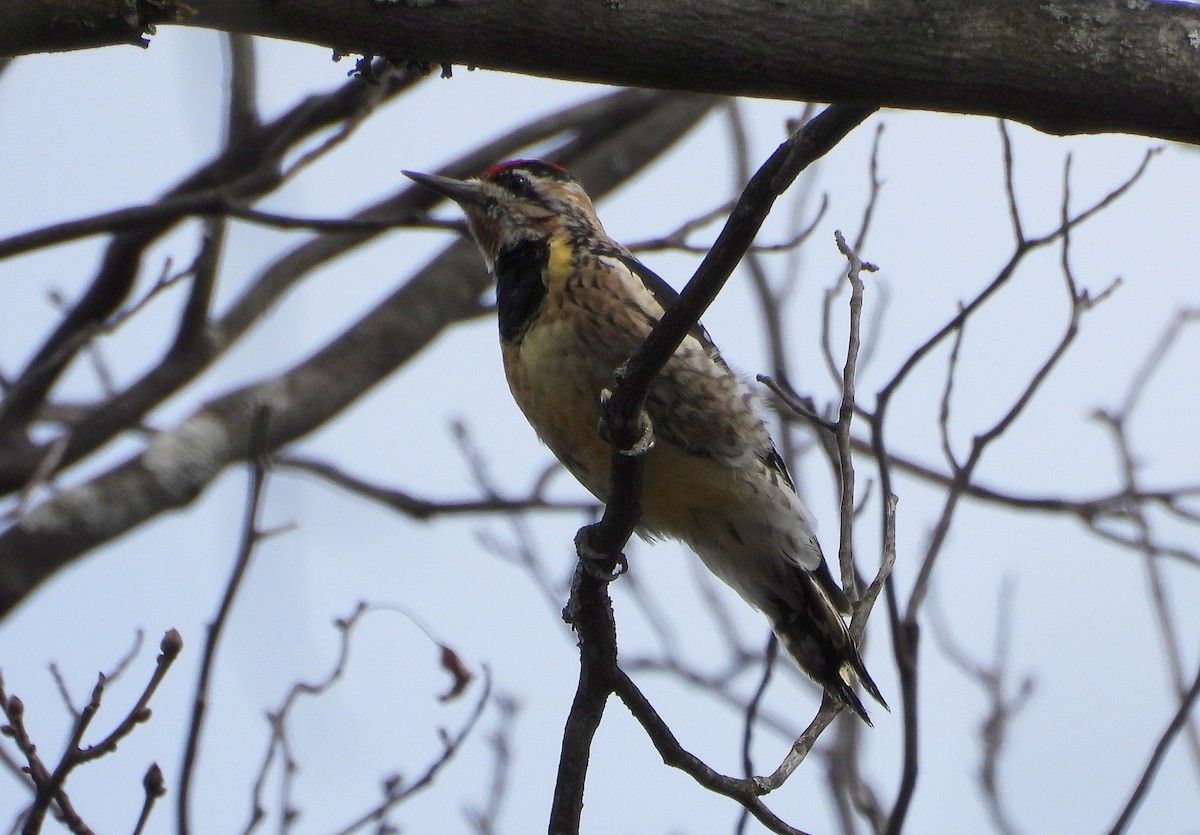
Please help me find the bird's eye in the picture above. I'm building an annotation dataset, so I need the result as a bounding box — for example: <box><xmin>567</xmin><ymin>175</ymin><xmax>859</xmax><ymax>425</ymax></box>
<box><xmin>495</xmin><ymin>169</ymin><xmax>538</xmax><ymax>199</ymax></box>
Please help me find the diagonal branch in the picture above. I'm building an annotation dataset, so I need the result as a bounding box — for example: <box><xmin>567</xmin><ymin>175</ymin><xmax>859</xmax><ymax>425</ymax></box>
<box><xmin>552</xmin><ymin>103</ymin><xmax>876</xmax><ymax>835</ymax></box>
<box><xmin>1106</xmin><ymin>658</ymin><xmax>1200</xmax><ymax>835</ymax></box>
<box><xmin>591</xmin><ymin>102</ymin><xmax>876</xmax><ymax>558</ymax></box>
<box><xmin>614</xmin><ymin>670</ymin><xmax>811</xmax><ymax>835</ymax></box>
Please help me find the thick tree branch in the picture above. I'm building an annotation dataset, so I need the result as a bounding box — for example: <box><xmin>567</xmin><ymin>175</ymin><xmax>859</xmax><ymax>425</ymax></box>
<box><xmin>4</xmin><ymin>0</ymin><xmax>1200</xmax><ymax>143</ymax></box>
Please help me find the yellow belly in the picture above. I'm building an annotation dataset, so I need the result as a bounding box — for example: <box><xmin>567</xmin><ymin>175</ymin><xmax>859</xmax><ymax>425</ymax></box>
<box><xmin>503</xmin><ymin>316</ymin><xmax>612</xmax><ymax>497</ymax></box>
<box><xmin>503</xmin><ymin>317</ymin><xmax>757</xmax><ymax>540</ymax></box>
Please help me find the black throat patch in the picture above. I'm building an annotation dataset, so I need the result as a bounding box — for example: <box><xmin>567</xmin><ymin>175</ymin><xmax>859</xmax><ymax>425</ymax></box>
<box><xmin>493</xmin><ymin>237</ymin><xmax>549</xmax><ymax>343</ymax></box>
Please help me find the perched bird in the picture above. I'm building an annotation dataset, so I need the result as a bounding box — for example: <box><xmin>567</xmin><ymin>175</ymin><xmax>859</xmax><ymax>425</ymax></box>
<box><xmin>405</xmin><ymin>160</ymin><xmax>886</xmax><ymax>722</ymax></box>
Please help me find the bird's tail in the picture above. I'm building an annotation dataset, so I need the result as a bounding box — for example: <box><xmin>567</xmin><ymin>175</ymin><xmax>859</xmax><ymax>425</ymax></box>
<box><xmin>767</xmin><ymin>570</ymin><xmax>888</xmax><ymax>725</ymax></box>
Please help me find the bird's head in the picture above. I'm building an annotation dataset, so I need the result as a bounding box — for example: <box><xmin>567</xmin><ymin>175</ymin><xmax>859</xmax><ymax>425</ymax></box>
<box><xmin>403</xmin><ymin>160</ymin><xmax>604</xmax><ymax>268</ymax></box>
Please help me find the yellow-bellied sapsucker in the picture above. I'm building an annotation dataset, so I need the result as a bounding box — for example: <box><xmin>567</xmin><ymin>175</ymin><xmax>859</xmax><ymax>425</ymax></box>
<box><xmin>405</xmin><ymin>160</ymin><xmax>886</xmax><ymax>722</ymax></box>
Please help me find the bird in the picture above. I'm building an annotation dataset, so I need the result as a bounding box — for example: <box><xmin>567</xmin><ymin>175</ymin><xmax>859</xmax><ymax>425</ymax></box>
<box><xmin>404</xmin><ymin>159</ymin><xmax>886</xmax><ymax>722</ymax></box>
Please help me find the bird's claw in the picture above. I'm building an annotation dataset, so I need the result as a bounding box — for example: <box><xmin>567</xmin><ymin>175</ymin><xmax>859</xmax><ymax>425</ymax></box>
<box><xmin>598</xmin><ymin>389</ymin><xmax>655</xmax><ymax>456</ymax></box>
<box><xmin>585</xmin><ymin>553</ymin><xmax>629</xmax><ymax>581</ymax></box>
<box><xmin>623</xmin><ymin>409</ymin><xmax>655</xmax><ymax>456</ymax></box>
<box><xmin>574</xmin><ymin>526</ymin><xmax>629</xmax><ymax>582</ymax></box>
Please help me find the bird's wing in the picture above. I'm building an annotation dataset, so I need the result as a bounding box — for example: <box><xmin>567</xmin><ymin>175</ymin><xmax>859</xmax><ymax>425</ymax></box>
<box><xmin>589</xmin><ymin>246</ymin><xmax>718</xmax><ymax>356</ymax></box>
<box><xmin>593</xmin><ymin>246</ymin><xmax>796</xmax><ymax>480</ymax></box>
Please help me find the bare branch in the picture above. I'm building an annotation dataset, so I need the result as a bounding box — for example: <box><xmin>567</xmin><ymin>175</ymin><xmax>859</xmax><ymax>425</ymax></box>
<box><xmin>131</xmin><ymin>764</ymin><xmax>166</xmax><ymax>835</ymax></box>
<box><xmin>328</xmin><ymin>669</ymin><xmax>492</xmax><ymax>835</ymax></box>
<box><xmin>820</xmin><ymin>123</ymin><xmax>885</xmax><ymax>405</ymax></box>
<box><xmin>614</xmin><ymin>670</ymin><xmax>812</xmax><ymax>835</ymax></box>
<box><xmin>7</xmin><ymin>1</ymin><xmax>1200</xmax><ymax>143</ymax></box>
<box><xmin>874</xmin><ymin>147</ymin><xmax>1156</xmax><ymax>414</ymax></box>
<box><xmin>754</xmin><ymin>697</ymin><xmax>843</xmax><ymax>793</ymax></box>
<box><xmin>0</xmin><ymin>627</ymin><xmax>183</xmax><ymax>835</ymax></box>
<box><xmin>465</xmin><ymin>693</ymin><xmax>520</xmax><ymax>835</ymax></box>
<box><xmin>929</xmin><ymin>581</ymin><xmax>1033</xmax><ymax>835</ymax></box>
<box><xmin>237</xmin><ymin>601</ymin><xmax>477</xmax><ymax>833</ymax></box>
<box><xmin>0</xmin><ymin>64</ymin><xmax>421</xmax><ymax>446</ymax></box>
<box><xmin>735</xmin><ymin>634</ymin><xmax>780</xmax><ymax>835</ymax></box>
<box><xmin>0</xmin><ymin>674</ymin><xmax>94</xmax><ymax>835</ymax></box>
<box><xmin>998</xmin><ymin>121</ymin><xmax>1024</xmax><ymax>245</ymax></box>
<box><xmin>879</xmin><ymin>132</ymin><xmax>1150</xmax><ymax>835</ymax></box>
<box><xmin>852</xmin><ymin>494</ymin><xmax>897</xmax><ymax>647</ymax></box>
<box><xmin>278</xmin><ymin>454</ymin><xmax>598</xmax><ymax>519</ymax></box>
<box><xmin>177</xmin><ymin>405</ymin><xmax>275</xmax><ymax>835</ymax></box>
<box><xmin>623</xmin><ymin>654</ymin><xmax>803</xmax><ymax>741</ymax></box>
<box><xmin>832</xmin><ymin>230</ymin><xmax>878</xmax><ymax>599</ymax></box>
<box><xmin>1106</xmin><ymin>658</ymin><xmax>1200</xmax><ymax>835</ymax></box>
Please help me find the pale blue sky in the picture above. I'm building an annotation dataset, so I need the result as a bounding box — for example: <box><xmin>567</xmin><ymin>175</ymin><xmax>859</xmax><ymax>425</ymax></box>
<box><xmin>2</xmin><ymin>28</ymin><xmax>1198</xmax><ymax>835</ymax></box>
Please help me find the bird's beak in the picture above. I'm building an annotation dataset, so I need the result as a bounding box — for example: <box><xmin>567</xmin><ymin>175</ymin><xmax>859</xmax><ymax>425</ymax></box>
<box><xmin>403</xmin><ymin>170</ymin><xmax>488</xmax><ymax>208</ymax></box>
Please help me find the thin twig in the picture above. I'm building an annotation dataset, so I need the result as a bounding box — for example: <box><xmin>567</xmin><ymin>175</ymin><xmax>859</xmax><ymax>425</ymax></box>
<box><xmin>465</xmin><ymin>693</ymin><xmax>520</xmax><ymax>835</ymax></box>
<box><xmin>278</xmin><ymin>453</ymin><xmax>597</xmax><ymax>519</ymax></box>
<box><xmin>614</xmin><ymin>670</ymin><xmax>811</xmax><ymax>835</ymax></box>
<box><xmin>0</xmin><ymin>629</ymin><xmax>183</xmax><ymax>835</ymax></box>
<box><xmin>928</xmin><ymin>581</ymin><xmax>1032</xmax><ymax>835</ymax></box>
<box><xmin>820</xmin><ymin>124</ymin><xmax>886</xmax><ymax>392</ymax></box>
<box><xmin>177</xmin><ymin>405</ymin><xmax>274</xmax><ymax>835</ymax></box>
<box><xmin>240</xmin><ymin>602</ymin><xmax>475</xmax><ymax>834</ymax></box>
<box><xmin>131</xmin><ymin>764</ymin><xmax>166</xmax><ymax>835</ymax></box>
<box><xmin>852</xmin><ymin>494</ymin><xmax>897</xmax><ymax>646</ymax></box>
<box><xmin>754</xmin><ymin>696</ymin><xmax>843</xmax><ymax>792</ymax></box>
<box><xmin>328</xmin><ymin>669</ymin><xmax>493</xmax><ymax>835</ymax></box>
<box><xmin>622</xmin><ymin>655</ymin><xmax>802</xmax><ymax>740</ymax></box>
<box><xmin>832</xmin><ymin>230</ymin><xmax>878</xmax><ymax>598</ymax></box>
<box><xmin>735</xmin><ymin>635</ymin><xmax>779</xmax><ymax>835</ymax></box>
<box><xmin>997</xmin><ymin>121</ymin><xmax>1024</xmax><ymax>245</ymax></box>
<box><xmin>1106</xmin><ymin>658</ymin><xmax>1200</xmax><ymax>835</ymax></box>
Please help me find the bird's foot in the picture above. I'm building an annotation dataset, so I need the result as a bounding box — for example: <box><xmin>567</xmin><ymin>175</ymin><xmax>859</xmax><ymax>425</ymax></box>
<box><xmin>598</xmin><ymin>389</ymin><xmax>655</xmax><ymax>456</ymax></box>
<box><xmin>574</xmin><ymin>525</ymin><xmax>629</xmax><ymax>582</ymax></box>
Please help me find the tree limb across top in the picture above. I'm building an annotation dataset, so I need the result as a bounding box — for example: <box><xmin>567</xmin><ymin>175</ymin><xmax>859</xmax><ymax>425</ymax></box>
<box><xmin>3</xmin><ymin>0</ymin><xmax>1199</xmax><ymax>144</ymax></box>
